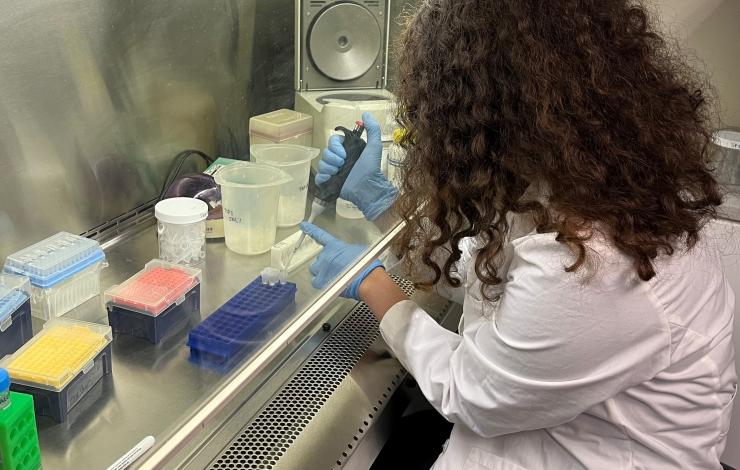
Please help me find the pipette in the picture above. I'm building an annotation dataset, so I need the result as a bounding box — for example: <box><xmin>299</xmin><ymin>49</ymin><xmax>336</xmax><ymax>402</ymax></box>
<box><xmin>285</xmin><ymin>121</ymin><xmax>367</xmax><ymax>268</ymax></box>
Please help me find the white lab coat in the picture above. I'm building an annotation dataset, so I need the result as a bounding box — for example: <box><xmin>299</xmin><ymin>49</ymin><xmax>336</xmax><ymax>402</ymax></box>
<box><xmin>379</xmin><ymin>223</ymin><xmax>737</xmax><ymax>469</ymax></box>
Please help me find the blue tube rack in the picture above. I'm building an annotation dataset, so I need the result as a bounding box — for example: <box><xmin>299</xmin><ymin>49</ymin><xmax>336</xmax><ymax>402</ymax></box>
<box><xmin>188</xmin><ymin>276</ymin><xmax>297</xmax><ymax>368</ymax></box>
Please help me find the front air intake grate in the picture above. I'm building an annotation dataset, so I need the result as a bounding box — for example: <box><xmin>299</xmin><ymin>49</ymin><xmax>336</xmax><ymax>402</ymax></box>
<box><xmin>209</xmin><ymin>276</ymin><xmax>415</xmax><ymax>470</ymax></box>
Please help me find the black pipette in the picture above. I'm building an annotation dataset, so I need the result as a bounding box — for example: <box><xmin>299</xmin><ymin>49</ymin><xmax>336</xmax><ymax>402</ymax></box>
<box><xmin>284</xmin><ymin>121</ymin><xmax>367</xmax><ymax>268</ymax></box>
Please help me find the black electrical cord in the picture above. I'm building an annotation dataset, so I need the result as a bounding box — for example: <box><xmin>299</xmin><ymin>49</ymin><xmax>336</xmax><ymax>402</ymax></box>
<box><xmin>158</xmin><ymin>149</ymin><xmax>214</xmax><ymax>201</ymax></box>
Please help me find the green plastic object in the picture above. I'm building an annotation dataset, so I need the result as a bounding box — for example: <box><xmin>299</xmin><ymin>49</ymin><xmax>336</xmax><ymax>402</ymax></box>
<box><xmin>0</xmin><ymin>392</ymin><xmax>41</xmax><ymax>470</ymax></box>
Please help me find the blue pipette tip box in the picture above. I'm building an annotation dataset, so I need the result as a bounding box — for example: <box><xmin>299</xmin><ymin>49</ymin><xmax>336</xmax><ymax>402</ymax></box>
<box><xmin>0</xmin><ymin>274</ymin><xmax>33</xmax><ymax>358</ymax></box>
<box><xmin>188</xmin><ymin>275</ymin><xmax>297</xmax><ymax>369</ymax></box>
<box><xmin>3</xmin><ymin>232</ymin><xmax>105</xmax><ymax>289</ymax></box>
<box><xmin>0</xmin><ymin>297</ymin><xmax>32</xmax><ymax>359</ymax></box>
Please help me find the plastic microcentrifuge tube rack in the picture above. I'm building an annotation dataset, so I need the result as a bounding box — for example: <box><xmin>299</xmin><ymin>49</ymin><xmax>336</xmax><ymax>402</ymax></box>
<box><xmin>221</xmin><ymin>275</ymin><xmax>296</xmax><ymax>318</ymax></box>
<box><xmin>0</xmin><ymin>369</ymin><xmax>42</xmax><ymax>470</ymax></box>
<box><xmin>188</xmin><ymin>274</ymin><xmax>297</xmax><ymax>367</ymax></box>
<box><xmin>188</xmin><ymin>310</ymin><xmax>267</xmax><ymax>366</ymax></box>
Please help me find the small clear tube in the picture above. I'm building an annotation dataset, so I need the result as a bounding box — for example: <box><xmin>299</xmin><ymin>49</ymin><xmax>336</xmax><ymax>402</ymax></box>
<box><xmin>260</xmin><ymin>267</ymin><xmax>287</xmax><ymax>286</ymax></box>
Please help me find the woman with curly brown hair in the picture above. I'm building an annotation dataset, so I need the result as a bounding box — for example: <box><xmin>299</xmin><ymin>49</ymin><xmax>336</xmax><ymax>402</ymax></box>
<box><xmin>300</xmin><ymin>0</ymin><xmax>737</xmax><ymax>468</ymax></box>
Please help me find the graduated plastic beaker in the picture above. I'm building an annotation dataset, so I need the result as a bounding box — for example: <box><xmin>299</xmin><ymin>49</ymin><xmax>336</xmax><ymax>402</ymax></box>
<box><xmin>214</xmin><ymin>163</ymin><xmax>291</xmax><ymax>255</ymax></box>
<box><xmin>250</xmin><ymin>144</ymin><xmax>320</xmax><ymax>227</ymax></box>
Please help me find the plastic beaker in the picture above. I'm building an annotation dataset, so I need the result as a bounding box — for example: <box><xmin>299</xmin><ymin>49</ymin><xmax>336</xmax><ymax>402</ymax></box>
<box><xmin>250</xmin><ymin>144</ymin><xmax>320</xmax><ymax>227</ymax></box>
<box><xmin>214</xmin><ymin>162</ymin><xmax>291</xmax><ymax>255</ymax></box>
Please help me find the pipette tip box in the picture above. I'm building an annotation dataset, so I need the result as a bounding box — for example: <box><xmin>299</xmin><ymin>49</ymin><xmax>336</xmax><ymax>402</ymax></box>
<box><xmin>0</xmin><ymin>319</ymin><xmax>113</xmax><ymax>423</ymax></box>
<box><xmin>3</xmin><ymin>232</ymin><xmax>107</xmax><ymax>321</ymax></box>
<box><xmin>188</xmin><ymin>275</ymin><xmax>297</xmax><ymax>368</ymax></box>
<box><xmin>0</xmin><ymin>274</ymin><xmax>33</xmax><ymax>359</ymax></box>
<box><xmin>105</xmin><ymin>260</ymin><xmax>202</xmax><ymax>344</ymax></box>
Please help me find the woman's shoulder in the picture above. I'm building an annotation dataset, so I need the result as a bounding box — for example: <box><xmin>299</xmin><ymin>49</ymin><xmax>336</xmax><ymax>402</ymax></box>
<box><xmin>505</xmin><ymin>224</ymin><xmax>728</xmax><ymax>312</ymax></box>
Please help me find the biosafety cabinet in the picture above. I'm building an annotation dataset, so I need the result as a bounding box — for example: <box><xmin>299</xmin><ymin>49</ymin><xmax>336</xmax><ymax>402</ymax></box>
<box><xmin>2</xmin><ymin>1</ymin><xmax>738</xmax><ymax>469</ymax></box>
<box><xmin>0</xmin><ymin>1</ymin><xmax>455</xmax><ymax>469</ymax></box>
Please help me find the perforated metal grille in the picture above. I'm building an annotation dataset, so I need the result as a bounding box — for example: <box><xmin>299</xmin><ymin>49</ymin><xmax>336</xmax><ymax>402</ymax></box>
<box><xmin>209</xmin><ymin>277</ymin><xmax>414</xmax><ymax>470</ymax></box>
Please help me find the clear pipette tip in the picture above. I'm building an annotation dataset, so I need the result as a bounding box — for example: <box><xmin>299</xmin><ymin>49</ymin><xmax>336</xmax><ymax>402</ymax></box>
<box><xmin>284</xmin><ymin>200</ymin><xmax>326</xmax><ymax>268</ymax></box>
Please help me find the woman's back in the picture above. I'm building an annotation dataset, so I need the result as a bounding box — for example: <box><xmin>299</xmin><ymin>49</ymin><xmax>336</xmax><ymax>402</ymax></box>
<box><xmin>416</xmin><ymin>223</ymin><xmax>736</xmax><ymax>469</ymax></box>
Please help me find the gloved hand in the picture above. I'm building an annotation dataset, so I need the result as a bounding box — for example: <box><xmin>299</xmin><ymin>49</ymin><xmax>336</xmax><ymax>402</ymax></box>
<box><xmin>316</xmin><ymin>112</ymin><xmax>399</xmax><ymax>221</ymax></box>
<box><xmin>300</xmin><ymin>222</ymin><xmax>384</xmax><ymax>300</ymax></box>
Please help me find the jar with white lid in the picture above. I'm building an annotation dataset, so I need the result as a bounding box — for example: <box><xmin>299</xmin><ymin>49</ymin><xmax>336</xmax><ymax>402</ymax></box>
<box><xmin>155</xmin><ymin>198</ymin><xmax>208</xmax><ymax>265</ymax></box>
<box><xmin>712</xmin><ymin>129</ymin><xmax>740</xmax><ymax>191</ymax></box>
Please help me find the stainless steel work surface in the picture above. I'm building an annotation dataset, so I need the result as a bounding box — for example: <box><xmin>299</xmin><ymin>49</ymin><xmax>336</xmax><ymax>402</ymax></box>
<box><xmin>32</xmin><ymin>209</ymin><xmax>387</xmax><ymax>470</ymax></box>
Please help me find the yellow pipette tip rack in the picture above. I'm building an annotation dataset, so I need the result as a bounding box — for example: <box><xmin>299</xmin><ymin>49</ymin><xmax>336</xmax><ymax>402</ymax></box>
<box><xmin>1</xmin><ymin>319</ymin><xmax>112</xmax><ymax>391</ymax></box>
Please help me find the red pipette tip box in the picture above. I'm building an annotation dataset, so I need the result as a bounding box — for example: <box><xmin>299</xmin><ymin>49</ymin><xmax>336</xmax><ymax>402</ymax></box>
<box><xmin>106</xmin><ymin>261</ymin><xmax>201</xmax><ymax>316</ymax></box>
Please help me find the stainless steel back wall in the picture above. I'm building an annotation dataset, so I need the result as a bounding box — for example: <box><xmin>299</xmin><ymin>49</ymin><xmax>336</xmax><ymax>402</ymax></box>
<box><xmin>0</xmin><ymin>0</ymin><xmax>294</xmax><ymax>255</ymax></box>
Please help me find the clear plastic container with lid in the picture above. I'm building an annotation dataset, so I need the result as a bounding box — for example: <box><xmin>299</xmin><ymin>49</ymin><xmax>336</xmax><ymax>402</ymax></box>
<box><xmin>0</xmin><ymin>319</ymin><xmax>113</xmax><ymax>422</ymax></box>
<box><xmin>155</xmin><ymin>197</ymin><xmax>209</xmax><ymax>266</ymax></box>
<box><xmin>249</xmin><ymin>109</ymin><xmax>314</xmax><ymax>146</ymax></box>
<box><xmin>712</xmin><ymin>129</ymin><xmax>740</xmax><ymax>191</ymax></box>
<box><xmin>3</xmin><ymin>232</ymin><xmax>107</xmax><ymax>320</ymax></box>
<box><xmin>105</xmin><ymin>260</ymin><xmax>202</xmax><ymax>343</ymax></box>
<box><xmin>0</xmin><ymin>274</ymin><xmax>33</xmax><ymax>358</ymax></box>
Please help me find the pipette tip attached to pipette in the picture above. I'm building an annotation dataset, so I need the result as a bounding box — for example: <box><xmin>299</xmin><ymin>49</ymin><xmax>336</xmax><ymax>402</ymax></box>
<box><xmin>284</xmin><ymin>120</ymin><xmax>367</xmax><ymax>269</ymax></box>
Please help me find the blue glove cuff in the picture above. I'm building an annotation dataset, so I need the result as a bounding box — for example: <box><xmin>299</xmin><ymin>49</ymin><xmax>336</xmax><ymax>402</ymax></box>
<box><xmin>345</xmin><ymin>259</ymin><xmax>385</xmax><ymax>300</ymax></box>
<box><xmin>363</xmin><ymin>183</ymin><xmax>399</xmax><ymax>222</ymax></box>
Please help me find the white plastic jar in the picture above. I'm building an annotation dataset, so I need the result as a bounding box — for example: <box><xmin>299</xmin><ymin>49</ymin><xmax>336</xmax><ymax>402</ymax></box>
<box><xmin>155</xmin><ymin>198</ymin><xmax>208</xmax><ymax>266</ymax></box>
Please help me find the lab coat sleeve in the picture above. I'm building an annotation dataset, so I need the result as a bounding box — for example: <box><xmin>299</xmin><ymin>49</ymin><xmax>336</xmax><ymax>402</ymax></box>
<box><xmin>379</xmin><ymin>235</ymin><xmax>672</xmax><ymax>438</ymax></box>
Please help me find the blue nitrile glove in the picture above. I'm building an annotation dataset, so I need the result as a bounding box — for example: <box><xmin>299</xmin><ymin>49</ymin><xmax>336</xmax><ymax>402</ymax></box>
<box><xmin>300</xmin><ymin>222</ymin><xmax>384</xmax><ymax>300</ymax></box>
<box><xmin>316</xmin><ymin>112</ymin><xmax>399</xmax><ymax>221</ymax></box>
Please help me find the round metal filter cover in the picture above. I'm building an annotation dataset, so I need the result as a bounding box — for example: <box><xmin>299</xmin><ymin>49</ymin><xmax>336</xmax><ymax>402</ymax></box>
<box><xmin>308</xmin><ymin>3</ymin><xmax>382</xmax><ymax>81</ymax></box>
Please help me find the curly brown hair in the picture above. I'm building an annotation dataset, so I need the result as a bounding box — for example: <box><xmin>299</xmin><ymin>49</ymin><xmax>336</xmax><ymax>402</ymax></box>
<box><xmin>393</xmin><ymin>0</ymin><xmax>722</xmax><ymax>294</ymax></box>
